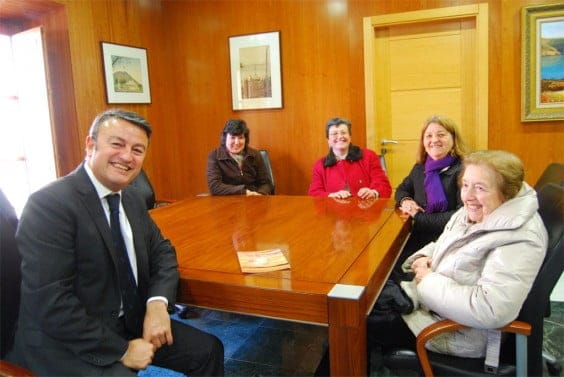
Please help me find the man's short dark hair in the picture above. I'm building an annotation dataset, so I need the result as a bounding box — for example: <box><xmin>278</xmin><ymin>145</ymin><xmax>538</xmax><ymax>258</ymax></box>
<box><xmin>89</xmin><ymin>109</ymin><xmax>152</xmax><ymax>141</ymax></box>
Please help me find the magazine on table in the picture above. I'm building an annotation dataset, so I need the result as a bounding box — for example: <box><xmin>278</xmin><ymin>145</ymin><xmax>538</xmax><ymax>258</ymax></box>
<box><xmin>236</xmin><ymin>248</ymin><xmax>290</xmax><ymax>273</ymax></box>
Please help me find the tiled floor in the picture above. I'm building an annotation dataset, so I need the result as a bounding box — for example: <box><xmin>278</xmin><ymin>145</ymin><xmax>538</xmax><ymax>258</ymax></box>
<box><xmin>142</xmin><ymin>302</ymin><xmax>563</xmax><ymax>377</ymax></box>
<box><xmin>175</xmin><ymin>307</ymin><xmax>328</xmax><ymax>376</ymax></box>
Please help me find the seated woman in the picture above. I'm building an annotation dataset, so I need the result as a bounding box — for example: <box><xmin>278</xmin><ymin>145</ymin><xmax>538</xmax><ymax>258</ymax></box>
<box><xmin>368</xmin><ymin>150</ymin><xmax>548</xmax><ymax>361</ymax></box>
<box><xmin>395</xmin><ymin>115</ymin><xmax>467</xmax><ymax>266</ymax></box>
<box><xmin>207</xmin><ymin>119</ymin><xmax>273</xmax><ymax>196</ymax></box>
<box><xmin>308</xmin><ymin>117</ymin><xmax>391</xmax><ymax>199</ymax></box>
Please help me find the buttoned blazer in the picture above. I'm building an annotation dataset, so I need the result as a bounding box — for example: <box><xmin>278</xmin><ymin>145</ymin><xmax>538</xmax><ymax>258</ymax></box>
<box><xmin>11</xmin><ymin>163</ymin><xmax>179</xmax><ymax>372</ymax></box>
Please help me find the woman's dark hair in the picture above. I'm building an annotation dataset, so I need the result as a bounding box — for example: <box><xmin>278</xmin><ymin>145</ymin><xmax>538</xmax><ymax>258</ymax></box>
<box><xmin>221</xmin><ymin>119</ymin><xmax>250</xmax><ymax>147</ymax></box>
<box><xmin>325</xmin><ymin>117</ymin><xmax>351</xmax><ymax>138</ymax></box>
<box><xmin>89</xmin><ymin>109</ymin><xmax>152</xmax><ymax>140</ymax></box>
<box><xmin>323</xmin><ymin>117</ymin><xmax>363</xmax><ymax>167</ymax></box>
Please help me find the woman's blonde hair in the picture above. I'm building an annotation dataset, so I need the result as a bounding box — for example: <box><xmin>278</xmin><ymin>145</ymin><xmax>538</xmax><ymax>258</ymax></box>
<box><xmin>416</xmin><ymin>115</ymin><xmax>468</xmax><ymax>164</ymax></box>
<box><xmin>462</xmin><ymin>150</ymin><xmax>525</xmax><ymax>201</ymax></box>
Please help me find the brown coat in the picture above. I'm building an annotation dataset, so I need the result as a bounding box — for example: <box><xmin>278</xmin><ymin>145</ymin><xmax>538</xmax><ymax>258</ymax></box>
<box><xmin>206</xmin><ymin>146</ymin><xmax>273</xmax><ymax>195</ymax></box>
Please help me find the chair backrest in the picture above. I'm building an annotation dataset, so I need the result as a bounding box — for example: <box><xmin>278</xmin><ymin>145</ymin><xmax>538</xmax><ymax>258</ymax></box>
<box><xmin>517</xmin><ymin>183</ymin><xmax>564</xmax><ymax>375</ymax></box>
<box><xmin>130</xmin><ymin>169</ymin><xmax>156</xmax><ymax>210</ymax></box>
<box><xmin>259</xmin><ymin>150</ymin><xmax>275</xmax><ymax>194</ymax></box>
<box><xmin>379</xmin><ymin>154</ymin><xmax>388</xmax><ymax>173</ymax></box>
<box><xmin>0</xmin><ymin>190</ymin><xmax>21</xmax><ymax>358</ymax></box>
<box><xmin>534</xmin><ymin>162</ymin><xmax>564</xmax><ymax>191</ymax></box>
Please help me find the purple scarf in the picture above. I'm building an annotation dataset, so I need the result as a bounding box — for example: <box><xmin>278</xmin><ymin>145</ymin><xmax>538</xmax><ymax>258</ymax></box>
<box><xmin>423</xmin><ymin>155</ymin><xmax>456</xmax><ymax>213</ymax></box>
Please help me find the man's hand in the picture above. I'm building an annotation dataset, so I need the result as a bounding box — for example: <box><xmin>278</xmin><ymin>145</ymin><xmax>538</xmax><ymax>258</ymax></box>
<box><xmin>143</xmin><ymin>300</ymin><xmax>173</xmax><ymax>349</ymax></box>
<box><xmin>245</xmin><ymin>189</ymin><xmax>262</xmax><ymax>196</ymax></box>
<box><xmin>121</xmin><ymin>338</ymin><xmax>155</xmax><ymax>370</ymax></box>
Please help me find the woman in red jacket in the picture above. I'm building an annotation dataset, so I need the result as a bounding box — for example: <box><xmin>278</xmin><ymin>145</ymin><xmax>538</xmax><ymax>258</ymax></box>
<box><xmin>308</xmin><ymin>117</ymin><xmax>391</xmax><ymax>199</ymax></box>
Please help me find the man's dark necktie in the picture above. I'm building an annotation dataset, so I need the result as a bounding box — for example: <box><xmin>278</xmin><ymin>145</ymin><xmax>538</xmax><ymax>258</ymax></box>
<box><xmin>106</xmin><ymin>194</ymin><xmax>142</xmax><ymax>335</ymax></box>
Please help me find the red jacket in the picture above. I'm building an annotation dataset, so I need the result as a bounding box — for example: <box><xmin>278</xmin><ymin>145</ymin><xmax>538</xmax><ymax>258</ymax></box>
<box><xmin>308</xmin><ymin>148</ymin><xmax>392</xmax><ymax>197</ymax></box>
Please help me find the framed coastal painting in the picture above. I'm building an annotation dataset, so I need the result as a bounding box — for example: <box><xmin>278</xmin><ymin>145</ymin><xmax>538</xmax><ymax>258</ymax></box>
<box><xmin>229</xmin><ymin>31</ymin><xmax>283</xmax><ymax>110</ymax></box>
<box><xmin>101</xmin><ymin>42</ymin><xmax>151</xmax><ymax>104</ymax></box>
<box><xmin>521</xmin><ymin>3</ymin><xmax>564</xmax><ymax>121</ymax></box>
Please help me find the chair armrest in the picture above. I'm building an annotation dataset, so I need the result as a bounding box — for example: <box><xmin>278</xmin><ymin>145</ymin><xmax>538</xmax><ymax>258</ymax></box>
<box><xmin>499</xmin><ymin>321</ymin><xmax>531</xmax><ymax>336</ymax></box>
<box><xmin>0</xmin><ymin>360</ymin><xmax>35</xmax><ymax>377</ymax></box>
<box><xmin>416</xmin><ymin>319</ymin><xmax>532</xmax><ymax>377</ymax></box>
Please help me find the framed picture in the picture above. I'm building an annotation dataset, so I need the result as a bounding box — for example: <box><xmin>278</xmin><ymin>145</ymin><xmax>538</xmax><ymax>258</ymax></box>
<box><xmin>521</xmin><ymin>3</ymin><xmax>564</xmax><ymax>122</ymax></box>
<box><xmin>229</xmin><ymin>31</ymin><xmax>282</xmax><ymax>110</ymax></box>
<box><xmin>101</xmin><ymin>42</ymin><xmax>151</xmax><ymax>104</ymax></box>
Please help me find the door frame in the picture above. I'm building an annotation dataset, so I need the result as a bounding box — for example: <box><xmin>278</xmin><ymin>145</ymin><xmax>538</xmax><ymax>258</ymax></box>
<box><xmin>363</xmin><ymin>3</ymin><xmax>489</xmax><ymax>151</ymax></box>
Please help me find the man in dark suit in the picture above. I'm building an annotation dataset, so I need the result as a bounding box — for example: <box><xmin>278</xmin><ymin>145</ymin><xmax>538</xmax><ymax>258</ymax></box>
<box><xmin>7</xmin><ymin>109</ymin><xmax>224</xmax><ymax>376</ymax></box>
<box><xmin>0</xmin><ymin>189</ymin><xmax>20</xmax><ymax>359</ymax></box>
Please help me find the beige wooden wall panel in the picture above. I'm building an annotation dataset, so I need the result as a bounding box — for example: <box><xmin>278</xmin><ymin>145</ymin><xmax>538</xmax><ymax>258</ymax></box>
<box><xmin>5</xmin><ymin>0</ymin><xmax>562</xmax><ymax>197</ymax></box>
<box><xmin>391</xmin><ymin>89</ymin><xmax>463</xmax><ymax>139</ymax></box>
<box><xmin>389</xmin><ymin>35</ymin><xmax>461</xmax><ymax>91</ymax></box>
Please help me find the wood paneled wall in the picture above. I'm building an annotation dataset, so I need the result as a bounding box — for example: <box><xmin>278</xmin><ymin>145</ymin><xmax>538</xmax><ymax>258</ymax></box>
<box><xmin>5</xmin><ymin>0</ymin><xmax>562</xmax><ymax>198</ymax></box>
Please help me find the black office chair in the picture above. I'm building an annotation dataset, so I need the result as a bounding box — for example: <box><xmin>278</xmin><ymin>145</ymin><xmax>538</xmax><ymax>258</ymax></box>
<box><xmin>0</xmin><ymin>190</ymin><xmax>36</xmax><ymax>377</ymax></box>
<box><xmin>259</xmin><ymin>149</ymin><xmax>275</xmax><ymax>194</ymax></box>
<box><xmin>379</xmin><ymin>154</ymin><xmax>388</xmax><ymax>173</ymax></box>
<box><xmin>130</xmin><ymin>169</ymin><xmax>172</xmax><ymax>210</ymax></box>
<box><xmin>382</xmin><ymin>183</ymin><xmax>564</xmax><ymax>377</ymax></box>
<box><xmin>534</xmin><ymin>163</ymin><xmax>564</xmax><ymax>376</ymax></box>
<box><xmin>534</xmin><ymin>162</ymin><xmax>564</xmax><ymax>191</ymax></box>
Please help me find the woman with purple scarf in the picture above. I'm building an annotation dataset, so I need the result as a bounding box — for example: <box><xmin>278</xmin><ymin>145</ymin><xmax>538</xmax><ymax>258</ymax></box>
<box><xmin>394</xmin><ymin>115</ymin><xmax>467</xmax><ymax>267</ymax></box>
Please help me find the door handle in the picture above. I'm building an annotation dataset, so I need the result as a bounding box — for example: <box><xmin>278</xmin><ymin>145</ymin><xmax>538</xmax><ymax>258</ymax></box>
<box><xmin>380</xmin><ymin>139</ymin><xmax>398</xmax><ymax>155</ymax></box>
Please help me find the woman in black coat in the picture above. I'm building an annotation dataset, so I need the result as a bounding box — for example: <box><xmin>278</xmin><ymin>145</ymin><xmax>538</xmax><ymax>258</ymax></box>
<box><xmin>394</xmin><ymin>115</ymin><xmax>468</xmax><ymax>267</ymax></box>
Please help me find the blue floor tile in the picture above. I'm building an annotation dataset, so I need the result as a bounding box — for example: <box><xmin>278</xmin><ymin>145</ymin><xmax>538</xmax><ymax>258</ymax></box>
<box><xmin>141</xmin><ymin>303</ymin><xmax>563</xmax><ymax>377</ymax></box>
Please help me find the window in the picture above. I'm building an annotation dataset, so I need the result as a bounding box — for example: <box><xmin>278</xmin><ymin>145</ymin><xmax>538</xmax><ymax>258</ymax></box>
<box><xmin>0</xmin><ymin>29</ymin><xmax>56</xmax><ymax>216</ymax></box>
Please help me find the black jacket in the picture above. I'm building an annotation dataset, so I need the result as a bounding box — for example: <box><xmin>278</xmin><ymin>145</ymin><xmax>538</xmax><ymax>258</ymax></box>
<box><xmin>394</xmin><ymin>159</ymin><xmax>463</xmax><ymax>256</ymax></box>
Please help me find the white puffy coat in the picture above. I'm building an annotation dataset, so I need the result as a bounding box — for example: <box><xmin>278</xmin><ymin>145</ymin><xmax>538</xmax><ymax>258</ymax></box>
<box><xmin>400</xmin><ymin>183</ymin><xmax>548</xmax><ymax>357</ymax></box>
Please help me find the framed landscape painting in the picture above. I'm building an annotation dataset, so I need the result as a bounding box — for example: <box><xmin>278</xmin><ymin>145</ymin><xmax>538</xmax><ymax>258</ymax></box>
<box><xmin>101</xmin><ymin>42</ymin><xmax>151</xmax><ymax>104</ymax></box>
<box><xmin>521</xmin><ymin>3</ymin><xmax>564</xmax><ymax>121</ymax></box>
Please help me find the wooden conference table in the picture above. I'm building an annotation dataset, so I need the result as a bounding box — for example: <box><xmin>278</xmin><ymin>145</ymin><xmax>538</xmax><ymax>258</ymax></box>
<box><xmin>150</xmin><ymin>195</ymin><xmax>410</xmax><ymax>376</ymax></box>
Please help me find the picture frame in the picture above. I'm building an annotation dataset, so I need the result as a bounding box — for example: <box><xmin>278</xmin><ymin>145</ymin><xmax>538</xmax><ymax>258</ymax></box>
<box><xmin>521</xmin><ymin>3</ymin><xmax>564</xmax><ymax>122</ymax></box>
<box><xmin>101</xmin><ymin>42</ymin><xmax>151</xmax><ymax>104</ymax></box>
<box><xmin>229</xmin><ymin>31</ymin><xmax>282</xmax><ymax>110</ymax></box>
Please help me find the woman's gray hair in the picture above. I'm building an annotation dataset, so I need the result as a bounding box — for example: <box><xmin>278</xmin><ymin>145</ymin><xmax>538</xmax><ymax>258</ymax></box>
<box><xmin>462</xmin><ymin>150</ymin><xmax>524</xmax><ymax>201</ymax></box>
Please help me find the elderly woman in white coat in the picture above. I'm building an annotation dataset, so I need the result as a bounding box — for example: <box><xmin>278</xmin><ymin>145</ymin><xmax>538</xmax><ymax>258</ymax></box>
<box><xmin>368</xmin><ymin>150</ymin><xmax>548</xmax><ymax>361</ymax></box>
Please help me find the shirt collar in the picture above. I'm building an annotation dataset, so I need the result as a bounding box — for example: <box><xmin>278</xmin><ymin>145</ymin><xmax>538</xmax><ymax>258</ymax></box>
<box><xmin>84</xmin><ymin>161</ymin><xmax>121</xmax><ymax>200</ymax></box>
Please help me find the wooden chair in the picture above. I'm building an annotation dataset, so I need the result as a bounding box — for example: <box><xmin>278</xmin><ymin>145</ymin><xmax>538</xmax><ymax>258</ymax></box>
<box><xmin>382</xmin><ymin>183</ymin><xmax>564</xmax><ymax>376</ymax></box>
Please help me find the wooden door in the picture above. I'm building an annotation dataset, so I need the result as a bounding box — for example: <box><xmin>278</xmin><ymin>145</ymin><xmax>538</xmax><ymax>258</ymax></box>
<box><xmin>364</xmin><ymin>4</ymin><xmax>489</xmax><ymax>188</ymax></box>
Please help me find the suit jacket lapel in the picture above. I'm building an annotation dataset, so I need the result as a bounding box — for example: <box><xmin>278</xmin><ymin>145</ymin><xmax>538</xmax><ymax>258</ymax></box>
<box><xmin>122</xmin><ymin>188</ymin><xmax>149</xmax><ymax>291</ymax></box>
<box><xmin>72</xmin><ymin>164</ymin><xmax>124</xmax><ymax>274</ymax></box>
